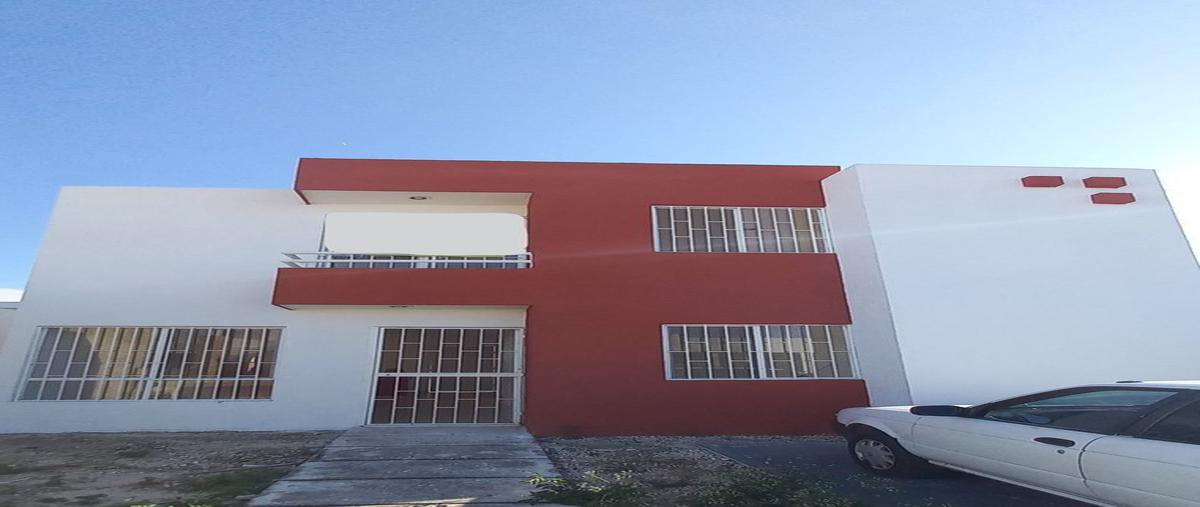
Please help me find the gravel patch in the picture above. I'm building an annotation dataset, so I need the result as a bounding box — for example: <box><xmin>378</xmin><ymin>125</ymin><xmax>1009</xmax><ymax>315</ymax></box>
<box><xmin>538</xmin><ymin>435</ymin><xmax>841</xmax><ymax>506</ymax></box>
<box><xmin>0</xmin><ymin>431</ymin><xmax>338</xmax><ymax>507</ymax></box>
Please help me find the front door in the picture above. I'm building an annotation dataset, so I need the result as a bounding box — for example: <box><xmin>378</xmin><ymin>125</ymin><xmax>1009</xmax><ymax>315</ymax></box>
<box><xmin>368</xmin><ymin>327</ymin><xmax>522</xmax><ymax>424</ymax></box>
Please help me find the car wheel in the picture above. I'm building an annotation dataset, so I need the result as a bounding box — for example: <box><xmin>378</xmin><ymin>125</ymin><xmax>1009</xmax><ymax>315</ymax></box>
<box><xmin>847</xmin><ymin>427</ymin><xmax>934</xmax><ymax>478</ymax></box>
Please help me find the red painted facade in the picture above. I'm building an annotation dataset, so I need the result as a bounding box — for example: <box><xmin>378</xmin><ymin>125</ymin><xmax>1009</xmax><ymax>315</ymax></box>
<box><xmin>274</xmin><ymin>159</ymin><xmax>869</xmax><ymax>436</ymax></box>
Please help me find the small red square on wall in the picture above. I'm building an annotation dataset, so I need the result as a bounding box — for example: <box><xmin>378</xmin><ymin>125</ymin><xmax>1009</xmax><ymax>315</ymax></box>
<box><xmin>1022</xmin><ymin>176</ymin><xmax>1064</xmax><ymax>187</ymax></box>
<box><xmin>1091</xmin><ymin>192</ymin><xmax>1136</xmax><ymax>205</ymax></box>
<box><xmin>1083</xmin><ymin>176</ymin><xmax>1127</xmax><ymax>188</ymax></box>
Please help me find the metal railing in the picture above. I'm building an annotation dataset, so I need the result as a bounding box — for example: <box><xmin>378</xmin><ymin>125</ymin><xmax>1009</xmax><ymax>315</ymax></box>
<box><xmin>282</xmin><ymin>252</ymin><xmax>533</xmax><ymax>269</ymax></box>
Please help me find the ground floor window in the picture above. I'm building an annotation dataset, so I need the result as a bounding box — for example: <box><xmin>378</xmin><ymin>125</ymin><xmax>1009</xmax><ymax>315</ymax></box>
<box><xmin>17</xmin><ymin>327</ymin><xmax>281</xmax><ymax>401</ymax></box>
<box><xmin>663</xmin><ymin>324</ymin><xmax>855</xmax><ymax>380</ymax></box>
<box><xmin>370</xmin><ymin>328</ymin><xmax>521</xmax><ymax>424</ymax></box>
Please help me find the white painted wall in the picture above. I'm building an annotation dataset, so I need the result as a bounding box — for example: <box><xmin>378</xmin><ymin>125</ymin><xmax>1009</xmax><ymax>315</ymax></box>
<box><xmin>322</xmin><ymin>212</ymin><xmax>528</xmax><ymax>255</ymax></box>
<box><xmin>825</xmin><ymin>165</ymin><xmax>1200</xmax><ymax>406</ymax></box>
<box><xmin>0</xmin><ymin>308</ymin><xmax>15</xmax><ymax>355</ymax></box>
<box><xmin>0</xmin><ymin>187</ymin><xmax>525</xmax><ymax>433</ymax></box>
<box><xmin>821</xmin><ymin>173</ymin><xmax>913</xmax><ymax>406</ymax></box>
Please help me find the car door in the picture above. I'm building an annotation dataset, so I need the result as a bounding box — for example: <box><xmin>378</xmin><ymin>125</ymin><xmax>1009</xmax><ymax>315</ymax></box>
<box><xmin>910</xmin><ymin>387</ymin><xmax>1183</xmax><ymax>501</ymax></box>
<box><xmin>1081</xmin><ymin>397</ymin><xmax>1200</xmax><ymax>507</ymax></box>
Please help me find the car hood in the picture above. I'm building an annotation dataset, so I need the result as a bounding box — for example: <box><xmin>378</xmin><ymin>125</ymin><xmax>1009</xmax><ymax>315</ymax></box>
<box><xmin>836</xmin><ymin>405</ymin><xmax>919</xmax><ymax>424</ymax></box>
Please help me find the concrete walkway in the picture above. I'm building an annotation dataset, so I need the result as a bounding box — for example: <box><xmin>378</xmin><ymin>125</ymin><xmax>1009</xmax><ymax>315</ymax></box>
<box><xmin>251</xmin><ymin>426</ymin><xmax>559</xmax><ymax>507</ymax></box>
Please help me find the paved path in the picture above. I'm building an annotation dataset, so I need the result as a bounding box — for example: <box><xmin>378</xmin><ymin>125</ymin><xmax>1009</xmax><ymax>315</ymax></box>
<box><xmin>701</xmin><ymin>438</ymin><xmax>1088</xmax><ymax>507</ymax></box>
<box><xmin>251</xmin><ymin>426</ymin><xmax>559</xmax><ymax>507</ymax></box>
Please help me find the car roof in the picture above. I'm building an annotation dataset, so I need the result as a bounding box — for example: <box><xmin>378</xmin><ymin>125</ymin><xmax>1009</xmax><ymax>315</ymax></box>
<box><xmin>1092</xmin><ymin>380</ymin><xmax>1200</xmax><ymax>390</ymax></box>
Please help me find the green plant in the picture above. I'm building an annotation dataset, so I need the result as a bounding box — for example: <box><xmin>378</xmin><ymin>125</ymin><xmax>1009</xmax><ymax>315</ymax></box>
<box><xmin>40</xmin><ymin>475</ymin><xmax>65</xmax><ymax>488</ymax></box>
<box><xmin>528</xmin><ymin>471</ymin><xmax>651</xmax><ymax>506</ymax></box>
<box><xmin>115</xmin><ymin>448</ymin><xmax>152</xmax><ymax>459</ymax></box>
<box><xmin>178</xmin><ymin>467</ymin><xmax>287</xmax><ymax>505</ymax></box>
<box><xmin>687</xmin><ymin>471</ymin><xmax>864</xmax><ymax>507</ymax></box>
<box><xmin>0</xmin><ymin>464</ymin><xmax>37</xmax><ymax>475</ymax></box>
<box><xmin>70</xmin><ymin>494</ymin><xmax>107</xmax><ymax>505</ymax></box>
<box><xmin>129</xmin><ymin>503</ymin><xmax>212</xmax><ymax>507</ymax></box>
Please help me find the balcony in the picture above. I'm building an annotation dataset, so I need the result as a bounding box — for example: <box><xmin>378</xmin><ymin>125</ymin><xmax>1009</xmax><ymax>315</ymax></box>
<box><xmin>272</xmin><ymin>210</ymin><xmax>533</xmax><ymax>308</ymax></box>
<box><xmin>282</xmin><ymin>252</ymin><xmax>533</xmax><ymax>269</ymax></box>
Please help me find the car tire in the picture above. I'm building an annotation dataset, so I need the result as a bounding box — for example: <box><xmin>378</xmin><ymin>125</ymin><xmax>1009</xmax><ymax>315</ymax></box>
<box><xmin>846</xmin><ymin>426</ymin><xmax>935</xmax><ymax>478</ymax></box>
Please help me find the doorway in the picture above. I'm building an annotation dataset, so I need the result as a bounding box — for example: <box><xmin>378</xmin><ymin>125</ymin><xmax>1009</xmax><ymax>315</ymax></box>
<box><xmin>368</xmin><ymin>328</ymin><xmax>523</xmax><ymax>424</ymax></box>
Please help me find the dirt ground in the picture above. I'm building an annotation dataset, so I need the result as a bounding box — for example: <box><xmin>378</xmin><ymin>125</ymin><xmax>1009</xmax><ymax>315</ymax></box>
<box><xmin>538</xmin><ymin>435</ymin><xmax>840</xmax><ymax>506</ymax></box>
<box><xmin>0</xmin><ymin>431</ymin><xmax>338</xmax><ymax>507</ymax></box>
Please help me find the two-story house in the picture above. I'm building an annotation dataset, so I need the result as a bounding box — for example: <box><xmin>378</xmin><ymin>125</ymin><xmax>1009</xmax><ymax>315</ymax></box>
<box><xmin>0</xmin><ymin>159</ymin><xmax>1196</xmax><ymax>435</ymax></box>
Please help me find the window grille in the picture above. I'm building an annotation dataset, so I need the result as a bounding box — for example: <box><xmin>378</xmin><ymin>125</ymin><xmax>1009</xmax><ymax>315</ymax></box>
<box><xmin>17</xmin><ymin>327</ymin><xmax>280</xmax><ymax>401</ymax></box>
<box><xmin>663</xmin><ymin>324</ymin><xmax>855</xmax><ymax>380</ymax></box>
<box><xmin>653</xmin><ymin>206</ymin><xmax>830</xmax><ymax>253</ymax></box>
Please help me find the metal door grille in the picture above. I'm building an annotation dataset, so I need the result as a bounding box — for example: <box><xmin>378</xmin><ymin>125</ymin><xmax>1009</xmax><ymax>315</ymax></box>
<box><xmin>369</xmin><ymin>328</ymin><xmax>522</xmax><ymax>424</ymax></box>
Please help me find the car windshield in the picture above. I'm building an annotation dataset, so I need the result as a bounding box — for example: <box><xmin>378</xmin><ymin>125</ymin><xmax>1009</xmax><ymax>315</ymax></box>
<box><xmin>982</xmin><ymin>389</ymin><xmax>1179</xmax><ymax>433</ymax></box>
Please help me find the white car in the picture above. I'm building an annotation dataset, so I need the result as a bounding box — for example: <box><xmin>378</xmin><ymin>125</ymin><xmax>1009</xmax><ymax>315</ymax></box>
<box><xmin>836</xmin><ymin>381</ymin><xmax>1200</xmax><ymax>507</ymax></box>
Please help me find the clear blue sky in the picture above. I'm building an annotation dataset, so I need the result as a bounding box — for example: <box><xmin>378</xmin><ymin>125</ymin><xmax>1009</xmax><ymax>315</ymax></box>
<box><xmin>2</xmin><ymin>1</ymin><xmax>1198</xmax><ymax>299</ymax></box>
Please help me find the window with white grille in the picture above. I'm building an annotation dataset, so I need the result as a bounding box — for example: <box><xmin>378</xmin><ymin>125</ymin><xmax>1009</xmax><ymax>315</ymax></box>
<box><xmin>652</xmin><ymin>206</ymin><xmax>830</xmax><ymax>253</ymax></box>
<box><xmin>17</xmin><ymin>327</ymin><xmax>280</xmax><ymax>401</ymax></box>
<box><xmin>662</xmin><ymin>325</ymin><xmax>855</xmax><ymax>380</ymax></box>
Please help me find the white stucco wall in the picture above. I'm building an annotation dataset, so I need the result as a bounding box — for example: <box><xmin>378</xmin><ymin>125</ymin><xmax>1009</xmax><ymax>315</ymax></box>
<box><xmin>0</xmin><ymin>308</ymin><xmax>15</xmax><ymax>355</ymax></box>
<box><xmin>821</xmin><ymin>172</ymin><xmax>913</xmax><ymax>406</ymax></box>
<box><xmin>0</xmin><ymin>187</ymin><xmax>526</xmax><ymax>433</ymax></box>
<box><xmin>826</xmin><ymin>165</ymin><xmax>1200</xmax><ymax>406</ymax></box>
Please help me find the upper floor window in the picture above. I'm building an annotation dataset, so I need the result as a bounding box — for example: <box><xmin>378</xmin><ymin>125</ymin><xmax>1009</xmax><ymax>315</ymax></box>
<box><xmin>652</xmin><ymin>206</ymin><xmax>830</xmax><ymax>254</ymax></box>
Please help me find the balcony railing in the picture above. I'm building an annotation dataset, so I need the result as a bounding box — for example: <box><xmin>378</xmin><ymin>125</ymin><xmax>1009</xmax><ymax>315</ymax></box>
<box><xmin>282</xmin><ymin>252</ymin><xmax>533</xmax><ymax>269</ymax></box>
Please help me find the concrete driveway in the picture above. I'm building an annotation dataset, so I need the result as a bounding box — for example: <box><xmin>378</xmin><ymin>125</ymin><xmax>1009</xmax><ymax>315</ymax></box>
<box><xmin>700</xmin><ymin>438</ymin><xmax>1089</xmax><ymax>507</ymax></box>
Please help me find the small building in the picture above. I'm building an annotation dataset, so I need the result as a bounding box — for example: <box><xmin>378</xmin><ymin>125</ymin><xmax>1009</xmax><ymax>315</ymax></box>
<box><xmin>0</xmin><ymin>159</ymin><xmax>1196</xmax><ymax>435</ymax></box>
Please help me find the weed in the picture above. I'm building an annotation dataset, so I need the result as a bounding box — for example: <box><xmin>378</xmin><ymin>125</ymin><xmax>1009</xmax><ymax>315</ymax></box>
<box><xmin>71</xmin><ymin>494</ymin><xmax>107</xmax><ymax>505</ymax></box>
<box><xmin>40</xmin><ymin>475</ymin><xmax>66</xmax><ymax>488</ymax></box>
<box><xmin>528</xmin><ymin>471</ymin><xmax>651</xmax><ymax>507</ymax></box>
<box><xmin>643</xmin><ymin>468</ymin><xmax>695</xmax><ymax>488</ymax></box>
<box><xmin>181</xmin><ymin>468</ymin><xmax>287</xmax><ymax>504</ymax></box>
<box><xmin>115</xmin><ymin>448</ymin><xmax>152</xmax><ymax>459</ymax></box>
<box><xmin>129</xmin><ymin>503</ymin><xmax>213</xmax><ymax>507</ymax></box>
<box><xmin>0</xmin><ymin>464</ymin><xmax>49</xmax><ymax>475</ymax></box>
<box><xmin>686</xmin><ymin>471</ymin><xmax>865</xmax><ymax>507</ymax></box>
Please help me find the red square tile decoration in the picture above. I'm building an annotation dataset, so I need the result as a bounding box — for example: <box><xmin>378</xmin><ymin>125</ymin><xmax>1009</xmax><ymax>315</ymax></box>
<box><xmin>1083</xmin><ymin>176</ymin><xmax>1127</xmax><ymax>188</ymax></box>
<box><xmin>1022</xmin><ymin>176</ymin><xmax>1065</xmax><ymax>187</ymax></box>
<box><xmin>1091</xmin><ymin>192</ymin><xmax>1135</xmax><ymax>205</ymax></box>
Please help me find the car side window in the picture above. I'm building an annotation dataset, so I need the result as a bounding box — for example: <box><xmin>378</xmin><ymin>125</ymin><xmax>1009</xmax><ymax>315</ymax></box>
<box><xmin>1139</xmin><ymin>400</ymin><xmax>1200</xmax><ymax>445</ymax></box>
<box><xmin>982</xmin><ymin>389</ymin><xmax>1179</xmax><ymax>434</ymax></box>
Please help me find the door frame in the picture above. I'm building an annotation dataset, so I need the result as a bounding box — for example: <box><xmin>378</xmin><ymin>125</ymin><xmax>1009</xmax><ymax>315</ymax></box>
<box><xmin>364</xmin><ymin>326</ymin><xmax>525</xmax><ymax>425</ymax></box>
